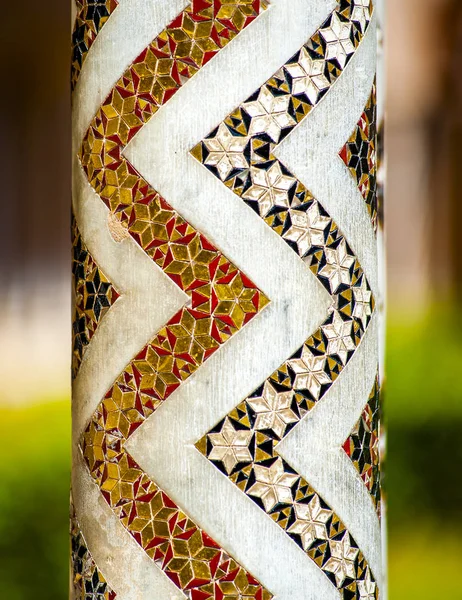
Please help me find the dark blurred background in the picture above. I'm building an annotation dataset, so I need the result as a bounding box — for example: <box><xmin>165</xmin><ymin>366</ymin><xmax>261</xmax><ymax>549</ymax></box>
<box><xmin>1</xmin><ymin>1</ymin><xmax>461</xmax><ymax>598</ymax></box>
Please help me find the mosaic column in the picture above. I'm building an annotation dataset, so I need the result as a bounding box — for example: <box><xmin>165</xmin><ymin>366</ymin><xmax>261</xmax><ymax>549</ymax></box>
<box><xmin>71</xmin><ymin>2</ymin><xmax>383</xmax><ymax>599</ymax></box>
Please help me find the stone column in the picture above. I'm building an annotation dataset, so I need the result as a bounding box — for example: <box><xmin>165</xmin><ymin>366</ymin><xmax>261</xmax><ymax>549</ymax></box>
<box><xmin>71</xmin><ymin>2</ymin><xmax>383</xmax><ymax>599</ymax></box>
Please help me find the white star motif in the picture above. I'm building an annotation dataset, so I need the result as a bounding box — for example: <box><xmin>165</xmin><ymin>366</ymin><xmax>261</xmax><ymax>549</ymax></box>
<box><xmin>248</xmin><ymin>458</ymin><xmax>299</xmax><ymax>512</ymax></box>
<box><xmin>283</xmin><ymin>201</ymin><xmax>331</xmax><ymax>256</ymax></box>
<box><xmin>285</xmin><ymin>47</ymin><xmax>330</xmax><ymax>104</ymax></box>
<box><xmin>323</xmin><ymin>533</ymin><xmax>359</xmax><ymax>587</ymax></box>
<box><xmin>320</xmin><ymin>13</ymin><xmax>355</xmax><ymax>68</ymax></box>
<box><xmin>243</xmin><ymin>85</ymin><xmax>296</xmax><ymax>143</ymax></box>
<box><xmin>247</xmin><ymin>381</ymin><xmax>298</xmax><ymax>439</ymax></box>
<box><xmin>208</xmin><ymin>417</ymin><xmax>253</xmax><ymax>474</ymax></box>
<box><xmin>321</xmin><ymin>310</ymin><xmax>356</xmax><ymax>365</ymax></box>
<box><xmin>352</xmin><ymin>277</ymin><xmax>373</xmax><ymax>328</ymax></box>
<box><xmin>319</xmin><ymin>238</ymin><xmax>355</xmax><ymax>293</ymax></box>
<box><xmin>357</xmin><ymin>569</ymin><xmax>377</xmax><ymax>599</ymax></box>
<box><xmin>243</xmin><ymin>163</ymin><xmax>295</xmax><ymax>216</ymax></box>
<box><xmin>203</xmin><ymin>123</ymin><xmax>249</xmax><ymax>181</ymax></box>
<box><xmin>287</xmin><ymin>495</ymin><xmax>331</xmax><ymax>550</ymax></box>
<box><xmin>288</xmin><ymin>347</ymin><xmax>331</xmax><ymax>399</ymax></box>
<box><xmin>351</xmin><ymin>0</ymin><xmax>371</xmax><ymax>33</ymax></box>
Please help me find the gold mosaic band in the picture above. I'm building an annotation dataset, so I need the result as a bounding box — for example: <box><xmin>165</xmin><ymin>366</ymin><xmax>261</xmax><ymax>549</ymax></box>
<box><xmin>75</xmin><ymin>2</ymin><xmax>273</xmax><ymax>598</ymax></box>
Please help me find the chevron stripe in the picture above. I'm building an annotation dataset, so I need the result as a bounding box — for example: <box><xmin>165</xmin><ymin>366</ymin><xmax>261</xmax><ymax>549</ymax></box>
<box><xmin>339</xmin><ymin>80</ymin><xmax>377</xmax><ymax>231</ymax></box>
<box><xmin>71</xmin><ymin>499</ymin><xmax>116</xmax><ymax>600</ymax></box>
<box><xmin>343</xmin><ymin>374</ymin><xmax>381</xmax><ymax>517</ymax></box>
<box><xmin>78</xmin><ymin>3</ymin><xmax>273</xmax><ymax>598</ymax></box>
<box><xmin>72</xmin><ymin>213</ymin><xmax>120</xmax><ymax>378</ymax></box>
<box><xmin>192</xmin><ymin>1</ymin><xmax>379</xmax><ymax>598</ymax></box>
<box><xmin>72</xmin><ymin>0</ymin><xmax>119</xmax><ymax>91</ymax></box>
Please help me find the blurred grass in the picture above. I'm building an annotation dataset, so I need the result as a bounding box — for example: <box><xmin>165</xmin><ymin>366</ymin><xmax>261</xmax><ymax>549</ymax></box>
<box><xmin>0</xmin><ymin>306</ymin><xmax>461</xmax><ymax>598</ymax></box>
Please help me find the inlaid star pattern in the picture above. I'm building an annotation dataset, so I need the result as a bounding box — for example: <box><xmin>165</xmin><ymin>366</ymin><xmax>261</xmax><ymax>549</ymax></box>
<box><xmin>283</xmin><ymin>202</ymin><xmax>332</xmax><ymax>257</ymax></box>
<box><xmin>320</xmin><ymin>13</ymin><xmax>355</xmax><ymax>69</ymax></box>
<box><xmin>319</xmin><ymin>239</ymin><xmax>355</xmax><ymax>294</ymax></box>
<box><xmin>247</xmin><ymin>382</ymin><xmax>298</xmax><ymax>440</ymax></box>
<box><xmin>208</xmin><ymin>418</ymin><xmax>253</xmax><ymax>474</ymax></box>
<box><xmin>248</xmin><ymin>458</ymin><xmax>299</xmax><ymax>511</ymax></box>
<box><xmin>287</xmin><ymin>496</ymin><xmax>331</xmax><ymax>550</ymax></box>
<box><xmin>323</xmin><ymin>533</ymin><xmax>359</xmax><ymax>587</ymax></box>
<box><xmin>288</xmin><ymin>348</ymin><xmax>331</xmax><ymax>399</ymax></box>
<box><xmin>358</xmin><ymin>575</ymin><xmax>378</xmax><ymax>600</ymax></box>
<box><xmin>203</xmin><ymin>123</ymin><xmax>250</xmax><ymax>180</ymax></box>
<box><xmin>351</xmin><ymin>0</ymin><xmax>372</xmax><ymax>33</ymax></box>
<box><xmin>353</xmin><ymin>276</ymin><xmax>373</xmax><ymax>328</ymax></box>
<box><xmin>321</xmin><ymin>310</ymin><xmax>356</xmax><ymax>365</ymax></box>
<box><xmin>243</xmin><ymin>163</ymin><xmax>295</xmax><ymax>217</ymax></box>
<box><xmin>243</xmin><ymin>85</ymin><xmax>296</xmax><ymax>143</ymax></box>
<box><xmin>192</xmin><ymin>0</ymin><xmax>378</xmax><ymax>597</ymax></box>
<box><xmin>71</xmin><ymin>507</ymin><xmax>116</xmax><ymax>600</ymax></box>
<box><xmin>285</xmin><ymin>47</ymin><xmax>329</xmax><ymax>105</ymax></box>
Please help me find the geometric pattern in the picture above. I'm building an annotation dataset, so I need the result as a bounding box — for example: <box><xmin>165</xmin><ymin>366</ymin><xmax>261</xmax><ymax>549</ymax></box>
<box><xmin>70</xmin><ymin>503</ymin><xmax>116</xmax><ymax>600</ymax></box>
<box><xmin>193</xmin><ymin>1</ymin><xmax>379</xmax><ymax>597</ymax></box>
<box><xmin>71</xmin><ymin>0</ymin><xmax>118</xmax><ymax>91</ymax></box>
<box><xmin>339</xmin><ymin>80</ymin><xmax>377</xmax><ymax>231</ymax></box>
<box><xmin>343</xmin><ymin>375</ymin><xmax>381</xmax><ymax>517</ymax></box>
<box><xmin>78</xmin><ymin>3</ymin><xmax>274</xmax><ymax>599</ymax></box>
<box><xmin>72</xmin><ymin>214</ymin><xmax>119</xmax><ymax>378</ymax></box>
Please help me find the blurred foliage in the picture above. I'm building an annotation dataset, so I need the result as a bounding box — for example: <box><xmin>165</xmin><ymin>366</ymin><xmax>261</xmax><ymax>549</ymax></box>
<box><xmin>1</xmin><ymin>307</ymin><xmax>461</xmax><ymax>598</ymax></box>
<box><xmin>0</xmin><ymin>400</ymin><xmax>70</xmax><ymax>600</ymax></box>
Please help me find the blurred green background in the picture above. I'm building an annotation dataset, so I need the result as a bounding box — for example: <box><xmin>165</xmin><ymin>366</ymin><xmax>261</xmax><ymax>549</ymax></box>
<box><xmin>2</xmin><ymin>308</ymin><xmax>461</xmax><ymax>598</ymax></box>
<box><xmin>2</xmin><ymin>0</ymin><xmax>462</xmax><ymax>598</ymax></box>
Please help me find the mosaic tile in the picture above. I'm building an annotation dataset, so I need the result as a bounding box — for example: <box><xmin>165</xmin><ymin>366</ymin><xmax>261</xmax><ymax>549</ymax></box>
<box><xmin>192</xmin><ymin>1</ymin><xmax>379</xmax><ymax>597</ymax></box>
<box><xmin>72</xmin><ymin>214</ymin><xmax>119</xmax><ymax>378</ymax></box>
<box><xmin>340</xmin><ymin>81</ymin><xmax>377</xmax><ymax>231</ymax></box>
<box><xmin>71</xmin><ymin>504</ymin><xmax>116</xmax><ymax>600</ymax></box>
<box><xmin>72</xmin><ymin>0</ymin><xmax>119</xmax><ymax>91</ymax></box>
<box><xmin>343</xmin><ymin>375</ymin><xmax>381</xmax><ymax>516</ymax></box>
<box><xmin>78</xmin><ymin>4</ymin><xmax>272</xmax><ymax>599</ymax></box>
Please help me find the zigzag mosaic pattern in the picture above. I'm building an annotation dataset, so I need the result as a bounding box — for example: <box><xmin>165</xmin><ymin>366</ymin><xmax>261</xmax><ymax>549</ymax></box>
<box><xmin>339</xmin><ymin>80</ymin><xmax>377</xmax><ymax>231</ymax></box>
<box><xmin>72</xmin><ymin>214</ymin><xmax>119</xmax><ymax>378</ymax></box>
<box><xmin>77</xmin><ymin>3</ymin><xmax>274</xmax><ymax>598</ymax></box>
<box><xmin>72</xmin><ymin>0</ymin><xmax>119</xmax><ymax>91</ymax></box>
<box><xmin>71</xmin><ymin>504</ymin><xmax>117</xmax><ymax>600</ymax></box>
<box><xmin>193</xmin><ymin>1</ymin><xmax>379</xmax><ymax>598</ymax></box>
<box><xmin>343</xmin><ymin>375</ymin><xmax>381</xmax><ymax>516</ymax></box>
